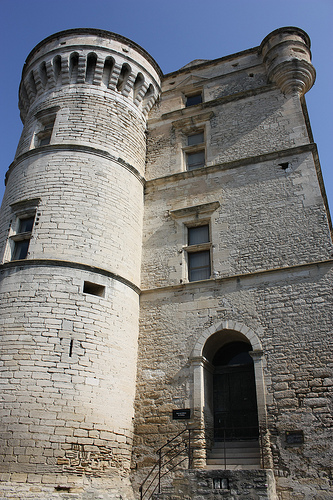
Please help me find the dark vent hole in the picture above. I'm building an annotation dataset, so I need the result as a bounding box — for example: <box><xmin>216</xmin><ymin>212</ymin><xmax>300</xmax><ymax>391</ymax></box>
<box><xmin>213</xmin><ymin>478</ymin><xmax>229</xmax><ymax>489</ymax></box>
<box><xmin>279</xmin><ymin>162</ymin><xmax>289</xmax><ymax>170</ymax></box>
<box><xmin>83</xmin><ymin>281</ymin><xmax>105</xmax><ymax>297</ymax></box>
<box><xmin>55</xmin><ymin>486</ymin><xmax>71</xmax><ymax>491</ymax></box>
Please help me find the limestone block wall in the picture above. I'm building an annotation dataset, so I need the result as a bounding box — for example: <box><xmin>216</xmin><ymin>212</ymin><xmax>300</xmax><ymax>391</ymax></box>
<box><xmin>0</xmin><ymin>151</ymin><xmax>144</xmax><ymax>285</ymax></box>
<box><xmin>133</xmin><ymin>27</ymin><xmax>332</xmax><ymax>500</ymax></box>
<box><xmin>133</xmin><ymin>263</ymin><xmax>333</xmax><ymax>497</ymax></box>
<box><xmin>141</xmin><ymin>149</ymin><xmax>332</xmax><ymax>289</ymax></box>
<box><xmin>0</xmin><ymin>264</ymin><xmax>139</xmax><ymax>472</ymax></box>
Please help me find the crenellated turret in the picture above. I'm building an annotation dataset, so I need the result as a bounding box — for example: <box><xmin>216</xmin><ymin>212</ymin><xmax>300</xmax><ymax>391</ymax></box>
<box><xmin>260</xmin><ymin>27</ymin><xmax>316</xmax><ymax>96</ymax></box>
<box><xmin>19</xmin><ymin>29</ymin><xmax>160</xmax><ymax>121</ymax></box>
<box><xmin>0</xmin><ymin>29</ymin><xmax>161</xmax><ymax>499</ymax></box>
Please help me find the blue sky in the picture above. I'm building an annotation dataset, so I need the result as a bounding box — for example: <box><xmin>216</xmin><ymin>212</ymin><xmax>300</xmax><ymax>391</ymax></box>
<box><xmin>0</xmin><ymin>0</ymin><xmax>332</xmax><ymax>213</ymax></box>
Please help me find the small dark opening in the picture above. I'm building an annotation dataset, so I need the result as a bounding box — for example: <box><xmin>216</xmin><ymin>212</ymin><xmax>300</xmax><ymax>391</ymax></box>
<box><xmin>83</xmin><ymin>281</ymin><xmax>105</xmax><ymax>297</ymax></box>
<box><xmin>69</xmin><ymin>339</ymin><xmax>74</xmax><ymax>357</ymax></box>
<box><xmin>186</xmin><ymin>93</ymin><xmax>202</xmax><ymax>107</ymax></box>
<box><xmin>213</xmin><ymin>478</ymin><xmax>229</xmax><ymax>489</ymax></box>
<box><xmin>279</xmin><ymin>162</ymin><xmax>289</xmax><ymax>170</ymax></box>
<box><xmin>55</xmin><ymin>486</ymin><xmax>71</xmax><ymax>492</ymax></box>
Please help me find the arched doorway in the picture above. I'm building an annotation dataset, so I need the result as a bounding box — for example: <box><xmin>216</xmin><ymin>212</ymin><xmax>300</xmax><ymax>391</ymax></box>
<box><xmin>212</xmin><ymin>341</ymin><xmax>259</xmax><ymax>441</ymax></box>
<box><xmin>201</xmin><ymin>329</ymin><xmax>260</xmax><ymax>443</ymax></box>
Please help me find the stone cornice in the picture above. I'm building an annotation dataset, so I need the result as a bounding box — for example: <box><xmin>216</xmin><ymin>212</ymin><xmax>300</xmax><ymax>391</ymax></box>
<box><xmin>5</xmin><ymin>144</ymin><xmax>145</xmax><ymax>186</ymax></box>
<box><xmin>0</xmin><ymin>259</ymin><xmax>141</xmax><ymax>295</ymax></box>
<box><xmin>145</xmin><ymin>143</ymin><xmax>318</xmax><ymax>187</ymax></box>
<box><xmin>140</xmin><ymin>259</ymin><xmax>333</xmax><ymax>295</ymax></box>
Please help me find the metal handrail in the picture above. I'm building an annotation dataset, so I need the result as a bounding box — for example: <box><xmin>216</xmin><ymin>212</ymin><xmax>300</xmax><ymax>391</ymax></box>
<box><xmin>139</xmin><ymin>428</ymin><xmax>193</xmax><ymax>500</ymax></box>
<box><xmin>139</xmin><ymin>425</ymin><xmax>268</xmax><ymax>499</ymax></box>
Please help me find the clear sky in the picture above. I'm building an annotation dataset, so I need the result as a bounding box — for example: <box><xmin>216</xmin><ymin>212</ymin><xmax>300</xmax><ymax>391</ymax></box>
<box><xmin>0</xmin><ymin>0</ymin><xmax>332</xmax><ymax>213</ymax></box>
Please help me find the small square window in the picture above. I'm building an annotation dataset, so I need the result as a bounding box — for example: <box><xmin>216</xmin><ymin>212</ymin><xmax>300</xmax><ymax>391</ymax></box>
<box><xmin>186</xmin><ymin>93</ymin><xmax>202</xmax><ymax>107</ymax></box>
<box><xmin>12</xmin><ymin>239</ymin><xmax>31</xmax><ymax>261</ymax></box>
<box><xmin>187</xmin><ymin>132</ymin><xmax>204</xmax><ymax>146</ymax></box>
<box><xmin>34</xmin><ymin>109</ymin><xmax>58</xmax><ymax>148</ymax></box>
<box><xmin>36</xmin><ymin>120</ymin><xmax>55</xmax><ymax>147</ymax></box>
<box><xmin>18</xmin><ymin>217</ymin><xmax>34</xmax><ymax>234</ymax></box>
<box><xmin>188</xmin><ymin>225</ymin><xmax>210</xmax><ymax>245</ymax></box>
<box><xmin>188</xmin><ymin>251</ymin><xmax>211</xmax><ymax>281</ymax></box>
<box><xmin>83</xmin><ymin>281</ymin><xmax>105</xmax><ymax>297</ymax></box>
<box><xmin>187</xmin><ymin>150</ymin><xmax>205</xmax><ymax>170</ymax></box>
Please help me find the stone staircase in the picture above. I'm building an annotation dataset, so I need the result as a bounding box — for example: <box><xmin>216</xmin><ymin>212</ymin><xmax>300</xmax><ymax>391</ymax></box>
<box><xmin>206</xmin><ymin>439</ymin><xmax>261</xmax><ymax>470</ymax></box>
<box><xmin>151</xmin><ymin>469</ymin><xmax>277</xmax><ymax>500</ymax></box>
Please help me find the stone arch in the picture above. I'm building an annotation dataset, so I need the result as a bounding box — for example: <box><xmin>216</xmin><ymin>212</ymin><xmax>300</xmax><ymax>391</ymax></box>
<box><xmin>53</xmin><ymin>55</ymin><xmax>62</xmax><ymax>84</ymax></box>
<box><xmin>86</xmin><ymin>52</ymin><xmax>97</xmax><ymax>84</ymax></box>
<box><xmin>69</xmin><ymin>52</ymin><xmax>79</xmax><ymax>83</ymax></box>
<box><xmin>116</xmin><ymin>63</ymin><xmax>131</xmax><ymax>92</ymax></box>
<box><xmin>39</xmin><ymin>62</ymin><xmax>48</xmax><ymax>88</ymax></box>
<box><xmin>190</xmin><ymin>320</ymin><xmax>268</xmax><ymax>467</ymax></box>
<box><xmin>191</xmin><ymin>320</ymin><xmax>262</xmax><ymax>359</ymax></box>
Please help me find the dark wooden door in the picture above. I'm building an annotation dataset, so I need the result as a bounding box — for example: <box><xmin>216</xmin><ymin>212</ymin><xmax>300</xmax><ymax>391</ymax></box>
<box><xmin>213</xmin><ymin>364</ymin><xmax>259</xmax><ymax>440</ymax></box>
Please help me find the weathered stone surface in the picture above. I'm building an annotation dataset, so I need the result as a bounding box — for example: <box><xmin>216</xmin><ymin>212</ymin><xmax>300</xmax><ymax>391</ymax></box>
<box><xmin>0</xmin><ymin>26</ymin><xmax>332</xmax><ymax>500</ymax></box>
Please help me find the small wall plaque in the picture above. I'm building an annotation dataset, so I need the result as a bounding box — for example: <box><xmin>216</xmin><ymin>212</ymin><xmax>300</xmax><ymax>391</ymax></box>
<box><xmin>172</xmin><ymin>409</ymin><xmax>191</xmax><ymax>420</ymax></box>
<box><xmin>285</xmin><ymin>430</ymin><xmax>304</xmax><ymax>445</ymax></box>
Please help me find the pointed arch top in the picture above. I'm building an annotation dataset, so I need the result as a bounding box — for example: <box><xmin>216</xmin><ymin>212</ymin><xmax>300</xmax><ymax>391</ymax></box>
<box><xmin>191</xmin><ymin>320</ymin><xmax>262</xmax><ymax>359</ymax></box>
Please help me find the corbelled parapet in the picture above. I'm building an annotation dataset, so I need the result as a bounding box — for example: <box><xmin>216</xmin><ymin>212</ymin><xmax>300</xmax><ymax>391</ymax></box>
<box><xmin>260</xmin><ymin>27</ymin><xmax>316</xmax><ymax>95</ymax></box>
<box><xmin>18</xmin><ymin>28</ymin><xmax>161</xmax><ymax>122</ymax></box>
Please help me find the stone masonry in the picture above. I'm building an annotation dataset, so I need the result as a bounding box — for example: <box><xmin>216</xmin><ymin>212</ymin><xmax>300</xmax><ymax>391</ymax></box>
<box><xmin>0</xmin><ymin>27</ymin><xmax>332</xmax><ymax>499</ymax></box>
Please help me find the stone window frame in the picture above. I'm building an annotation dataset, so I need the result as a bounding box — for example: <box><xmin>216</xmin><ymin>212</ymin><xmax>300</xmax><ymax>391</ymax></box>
<box><xmin>185</xmin><ymin>91</ymin><xmax>203</xmax><ymax>108</ymax></box>
<box><xmin>170</xmin><ymin>201</ymin><xmax>220</xmax><ymax>283</ymax></box>
<box><xmin>170</xmin><ymin>111</ymin><xmax>213</xmax><ymax>173</ymax></box>
<box><xmin>184</xmin><ymin>130</ymin><xmax>206</xmax><ymax>171</ymax></box>
<box><xmin>186</xmin><ymin>223</ymin><xmax>211</xmax><ymax>282</ymax></box>
<box><xmin>33</xmin><ymin>106</ymin><xmax>60</xmax><ymax>148</ymax></box>
<box><xmin>5</xmin><ymin>198</ymin><xmax>40</xmax><ymax>262</ymax></box>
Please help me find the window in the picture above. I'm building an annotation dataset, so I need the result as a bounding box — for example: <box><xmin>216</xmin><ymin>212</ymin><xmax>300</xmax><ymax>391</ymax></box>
<box><xmin>186</xmin><ymin>92</ymin><xmax>202</xmax><ymax>107</ymax></box>
<box><xmin>83</xmin><ymin>281</ymin><xmax>105</xmax><ymax>297</ymax></box>
<box><xmin>11</xmin><ymin>215</ymin><xmax>35</xmax><ymax>260</ymax></box>
<box><xmin>187</xmin><ymin>132</ymin><xmax>204</xmax><ymax>146</ymax></box>
<box><xmin>6</xmin><ymin>198</ymin><xmax>40</xmax><ymax>263</ymax></box>
<box><xmin>187</xmin><ymin>225</ymin><xmax>211</xmax><ymax>281</ymax></box>
<box><xmin>185</xmin><ymin>131</ymin><xmax>205</xmax><ymax>171</ymax></box>
<box><xmin>34</xmin><ymin>107</ymin><xmax>59</xmax><ymax>148</ymax></box>
<box><xmin>36</xmin><ymin>119</ymin><xmax>55</xmax><ymax>146</ymax></box>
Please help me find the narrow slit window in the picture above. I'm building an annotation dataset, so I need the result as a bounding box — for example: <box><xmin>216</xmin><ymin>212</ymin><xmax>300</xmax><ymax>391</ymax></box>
<box><xmin>187</xmin><ymin>224</ymin><xmax>211</xmax><ymax>282</ymax></box>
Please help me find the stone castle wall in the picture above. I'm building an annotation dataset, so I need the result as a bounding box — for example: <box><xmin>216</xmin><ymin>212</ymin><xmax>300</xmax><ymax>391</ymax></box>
<box><xmin>0</xmin><ymin>27</ymin><xmax>332</xmax><ymax>500</ymax></box>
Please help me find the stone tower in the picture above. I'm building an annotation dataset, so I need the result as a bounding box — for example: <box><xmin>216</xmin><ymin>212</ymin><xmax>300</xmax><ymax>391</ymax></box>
<box><xmin>0</xmin><ymin>27</ymin><xmax>332</xmax><ymax>500</ymax></box>
<box><xmin>0</xmin><ymin>29</ymin><xmax>161</xmax><ymax>498</ymax></box>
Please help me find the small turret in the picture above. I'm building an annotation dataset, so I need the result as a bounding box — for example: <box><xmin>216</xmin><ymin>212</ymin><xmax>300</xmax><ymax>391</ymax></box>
<box><xmin>260</xmin><ymin>27</ymin><xmax>316</xmax><ymax>96</ymax></box>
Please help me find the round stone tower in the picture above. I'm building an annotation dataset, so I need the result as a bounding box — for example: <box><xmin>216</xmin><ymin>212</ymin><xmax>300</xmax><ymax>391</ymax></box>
<box><xmin>0</xmin><ymin>29</ymin><xmax>161</xmax><ymax>498</ymax></box>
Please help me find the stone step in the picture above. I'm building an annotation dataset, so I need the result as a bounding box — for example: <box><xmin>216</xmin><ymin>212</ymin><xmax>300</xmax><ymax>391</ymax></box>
<box><xmin>209</xmin><ymin>449</ymin><xmax>260</xmax><ymax>458</ymax></box>
<box><xmin>205</xmin><ymin>464</ymin><xmax>261</xmax><ymax>470</ymax></box>
<box><xmin>213</xmin><ymin>440</ymin><xmax>259</xmax><ymax>448</ymax></box>
<box><xmin>207</xmin><ymin>457</ymin><xmax>260</xmax><ymax>465</ymax></box>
